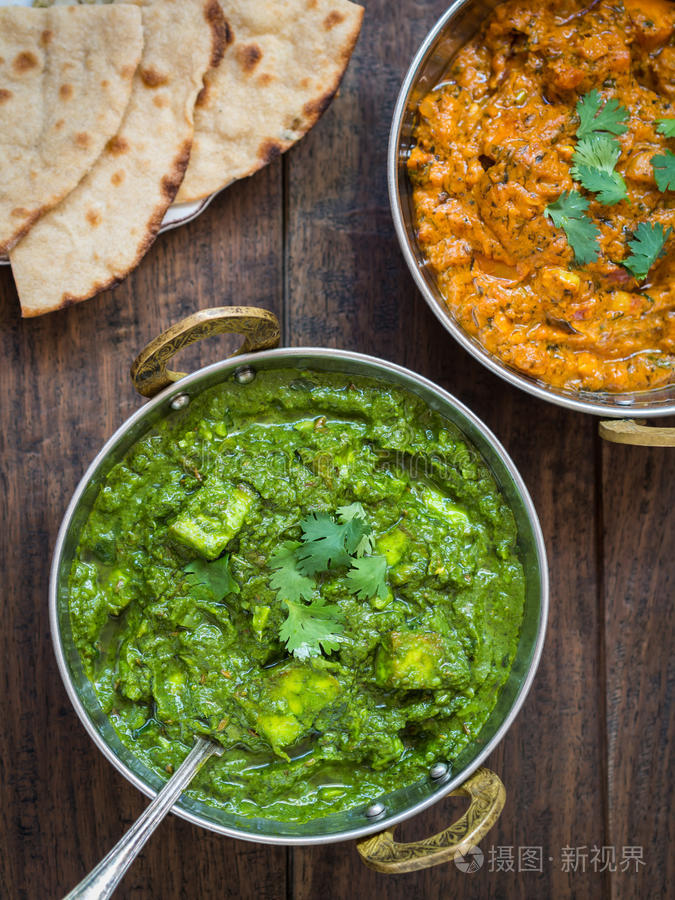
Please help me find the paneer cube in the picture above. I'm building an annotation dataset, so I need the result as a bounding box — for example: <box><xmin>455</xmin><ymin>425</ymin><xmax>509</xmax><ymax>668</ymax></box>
<box><xmin>151</xmin><ymin>663</ymin><xmax>189</xmax><ymax>725</ymax></box>
<box><xmin>170</xmin><ymin>482</ymin><xmax>253</xmax><ymax>559</ymax></box>
<box><xmin>268</xmin><ymin>664</ymin><xmax>341</xmax><ymax>719</ymax></box>
<box><xmin>420</xmin><ymin>486</ymin><xmax>470</xmax><ymax>531</ymax></box>
<box><xmin>375</xmin><ymin>631</ymin><xmax>448</xmax><ymax>690</ymax></box>
<box><xmin>376</xmin><ymin>525</ymin><xmax>409</xmax><ymax>565</ymax></box>
<box><xmin>255</xmin><ymin>711</ymin><xmax>304</xmax><ymax>748</ymax></box>
<box><xmin>249</xmin><ymin>663</ymin><xmax>341</xmax><ymax>752</ymax></box>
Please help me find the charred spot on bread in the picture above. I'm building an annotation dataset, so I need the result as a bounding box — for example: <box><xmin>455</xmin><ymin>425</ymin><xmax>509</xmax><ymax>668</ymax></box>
<box><xmin>204</xmin><ymin>0</ymin><xmax>230</xmax><ymax>68</ymax></box>
<box><xmin>258</xmin><ymin>140</ymin><xmax>282</xmax><ymax>165</ymax></box>
<box><xmin>140</xmin><ymin>67</ymin><xmax>169</xmax><ymax>89</ymax></box>
<box><xmin>303</xmin><ymin>88</ymin><xmax>337</xmax><ymax>122</ymax></box>
<box><xmin>13</xmin><ymin>51</ymin><xmax>39</xmax><ymax>74</ymax></box>
<box><xmin>196</xmin><ymin>81</ymin><xmax>211</xmax><ymax>108</ymax></box>
<box><xmin>160</xmin><ymin>139</ymin><xmax>192</xmax><ymax>200</ymax></box>
<box><xmin>107</xmin><ymin>135</ymin><xmax>130</xmax><ymax>156</ymax></box>
<box><xmin>324</xmin><ymin>11</ymin><xmax>345</xmax><ymax>30</ymax></box>
<box><xmin>237</xmin><ymin>44</ymin><xmax>263</xmax><ymax>73</ymax></box>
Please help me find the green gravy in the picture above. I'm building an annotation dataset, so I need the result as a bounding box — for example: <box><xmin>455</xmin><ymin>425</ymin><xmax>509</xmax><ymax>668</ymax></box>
<box><xmin>68</xmin><ymin>370</ymin><xmax>525</xmax><ymax>822</ymax></box>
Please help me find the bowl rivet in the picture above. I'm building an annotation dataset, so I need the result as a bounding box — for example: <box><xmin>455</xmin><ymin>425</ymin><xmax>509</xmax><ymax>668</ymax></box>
<box><xmin>170</xmin><ymin>393</ymin><xmax>191</xmax><ymax>411</ymax></box>
<box><xmin>365</xmin><ymin>801</ymin><xmax>386</xmax><ymax>819</ymax></box>
<box><xmin>234</xmin><ymin>365</ymin><xmax>256</xmax><ymax>385</ymax></box>
<box><xmin>430</xmin><ymin>761</ymin><xmax>450</xmax><ymax>781</ymax></box>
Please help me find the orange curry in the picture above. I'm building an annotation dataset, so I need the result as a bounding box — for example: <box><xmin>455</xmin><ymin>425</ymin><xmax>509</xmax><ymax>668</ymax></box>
<box><xmin>409</xmin><ymin>0</ymin><xmax>675</xmax><ymax>393</ymax></box>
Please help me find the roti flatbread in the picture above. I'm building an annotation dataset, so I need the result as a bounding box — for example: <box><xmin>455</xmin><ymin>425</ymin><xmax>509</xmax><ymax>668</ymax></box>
<box><xmin>0</xmin><ymin>4</ymin><xmax>144</xmax><ymax>254</ymax></box>
<box><xmin>11</xmin><ymin>0</ymin><xmax>227</xmax><ymax>317</ymax></box>
<box><xmin>175</xmin><ymin>0</ymin><xmax>363</xmax><ymax>203</ymax></box>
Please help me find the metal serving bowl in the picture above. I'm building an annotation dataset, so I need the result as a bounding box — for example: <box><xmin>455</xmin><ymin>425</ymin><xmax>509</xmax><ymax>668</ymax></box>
<box><xmin>389</xmin><ymin>0</ymin><xmax>675</xmax><ymax>419</ymax></box>
<box><xmin>50</xmin><ymin>308</ymin><xmax>548</xmax><ymax>871</ymax></box>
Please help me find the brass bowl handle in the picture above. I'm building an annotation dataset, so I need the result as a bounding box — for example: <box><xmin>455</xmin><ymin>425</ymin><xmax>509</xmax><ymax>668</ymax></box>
<box><xmin>130</xmin><ymin>306</ymin><xmax>281</xmax><ymax>398</ymax></box>
<box><xmin>599</xmin><ymin>419</ymin><xmax>675</xmax><ymax>447</ymax></box>
<box><xmin>356</xmin><ymin>767</ymin><xmax>505</xmax><ymax>874</ymax></box>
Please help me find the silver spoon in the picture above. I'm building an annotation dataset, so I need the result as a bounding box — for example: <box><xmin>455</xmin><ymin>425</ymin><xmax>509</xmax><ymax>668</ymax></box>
<box><xmin>65</xmin><ymin>737</ymin><xmax>222</xmax><ymax>900</ymax></box>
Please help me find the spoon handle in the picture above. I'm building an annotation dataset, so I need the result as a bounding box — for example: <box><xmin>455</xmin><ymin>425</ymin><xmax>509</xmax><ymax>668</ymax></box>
<box><xmin>65</xmin><ymin>737</ymin><xmax>218</xmax><ymax>900</ymax></box>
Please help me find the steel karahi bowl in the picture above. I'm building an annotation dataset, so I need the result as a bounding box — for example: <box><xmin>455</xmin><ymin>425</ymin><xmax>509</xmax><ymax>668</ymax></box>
<box><xmin>50</xmin><ymin>308</ymin><xmax>548</xmax><ymax>872</ymax></box>
<box><xmin>389</xmin><ymin>0</ymin><xmax>675</xmax><ymax>420</ymax></box>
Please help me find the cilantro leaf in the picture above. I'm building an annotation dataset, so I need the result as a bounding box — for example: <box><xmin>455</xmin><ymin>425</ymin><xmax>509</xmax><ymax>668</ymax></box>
<box><xmin>269</xmin><ymin>541</ymin><xmax>315</xmax><ymax>603</ymax></box>
<box><xmin>343</xmin><ymin>517</ymin><xmax>372</xmax><ymax>557</ymax></box>
<box><xmin>183</xmin><ymin>555</ymin><xmax>239</xmax><ymax>600</ymax></box>
<box><xmin>651</xmin><ymin>150</ymin><xmax>675</xmax><ymax>192</ymax></box>
<box><xmin>572</xmin><ymin>167</ymin><xmax>627</xmax><ymax>205</ymax></box>
<box><xmin>622</xmin><ymin>222</ymin><xmax>672</xmax><ymax>281</ymax></box>
<box><xmin>346</xmin><ymin>555</ymin><xmax>388</xmax><ymax>601</ymax></box>
<box><xmin>576</xmin><ymin>90</ymin><xmax>628</xmax><ymax>138</ymax></box>
<box><xmin>571</xmin><ymin>134</ymin><xmax>627</xmax><ymax>204</ymax></box>
<box><xmin>576</xmin><ymin>91</ymin><xmax>603</xmax><ymax>136</ymax></box>
<box><xmin>336</xmin><ymin>502</ymin><xmax>367</xmax><ymax>522</ymax></box>
<box><xmin>296</xmin><ymin>509</ymin><xmax>372</xmax><ymax>574</ymax></box>
<box><xmin>269</xmin><ymin>506</ymin><xmax>383</xmax><ymax>657</ymax></box>
<box><xmin>656</xmin><ymin>119</ymin><xmax>675</xmax><ymax>139</ymax></box>
<box><xmin>572</xmin><ymin>133</ymin><xmax>621</xmax><ymax>173</ymax></box>
<box><xmin>296</xmin><ymin>512</ymin><xmax>353</xmax><ymax>573</ymax></box>
<box><xmin>279</xmin><ymin>598</ymin><xmax>345</xmax><ymax>659</ymax></box>
<box><xmin>545</xmin><ymin>191</ymin><xmax>601</xmax><ymax>265</ymax></box>
<box><xmin>337</xmin><ymin>502</ymin><xmax>374</xmax><ymax>556</ymax></box>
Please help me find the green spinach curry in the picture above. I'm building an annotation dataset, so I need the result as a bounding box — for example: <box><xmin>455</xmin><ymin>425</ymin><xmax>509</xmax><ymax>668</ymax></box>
<box><xmin>68</xmin><ymin>370</ymin><xmax>525</xmax><ymax>822</ymax></box>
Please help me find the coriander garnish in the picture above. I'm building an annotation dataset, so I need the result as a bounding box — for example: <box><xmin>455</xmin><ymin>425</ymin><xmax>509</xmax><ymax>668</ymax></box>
<box><xmin>544</xmin><ymin>191</ymin><xmax>600</xmax><ymax>265</ymax></box>
<box><xmin>571</xmin><ymin>134</ymin><xmax>627</xmax><ymax>205</ymax></box>
<box><xmin>278</xmin><ymin>597</ymin><xmax>345</xmax><ymax>660</ymax></box>
<box><xmin>183</xmin><ymin>555</ymin><xmax>239</xmax><ymax>600</ymax></box>
<box><xmin>269</xmin><ymin>504</ymin><xmax>388</xmax><ymax>658</ymax></box>
<box><xmin>576</xmin><ymin>89</ymin><xmax>629</xmax><ymax>138</ymax></box>
<box><xmin>571</xmin><ymin>93</ymin><xmax>628</xmax><ymax>205</ymax></box>
<box><xmin>656</xmin><ymin>118</ymin><xmax>675</xmax><ymax>139</ymax></box>
<box><xmin>546</xmin><ymin>92</ymin><xmax>672</xmax><ymax>280</ymax></box>
<box><xmin>622</xmin><ymin>223</ymin><xmax>672</xmax><ymax>282</ymax></box>
<box><xmin>651</xmin><ymin>150</ymin><xmax>675</xmax><ymax>192</ymax></box>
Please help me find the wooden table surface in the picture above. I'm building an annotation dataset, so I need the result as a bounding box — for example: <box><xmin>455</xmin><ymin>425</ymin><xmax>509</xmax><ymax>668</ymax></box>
<box><xmin>1</xmin><ymin>2</ymin><xmax>673</xmax><ymax>897</ymax></box>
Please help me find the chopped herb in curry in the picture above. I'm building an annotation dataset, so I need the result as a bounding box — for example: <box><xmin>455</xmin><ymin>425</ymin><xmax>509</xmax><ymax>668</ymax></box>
<box><xmin>67</xmin><ymin>371</ymin><xmax>525</xmax><ymax>822</ymax></box>
<box><xmin>409</xmin><ymin>0</ymin><xmax>675</xmax><ymax>392</ymax></box>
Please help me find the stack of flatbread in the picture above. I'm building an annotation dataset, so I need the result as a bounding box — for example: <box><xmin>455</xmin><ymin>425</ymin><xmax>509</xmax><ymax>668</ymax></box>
<box><xmin>3</xmin><ymin>0</ymin><xmax>363</xmax><ymax>317</ymax></box>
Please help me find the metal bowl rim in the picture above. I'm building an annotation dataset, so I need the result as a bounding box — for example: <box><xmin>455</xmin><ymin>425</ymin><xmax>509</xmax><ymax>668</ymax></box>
<box><xmin>387</xmin><ymin>0</ymin><xmax>675</xmax><ymax>419</ymax></box>
<box><xmin>50</xmin><ymin>345</ymin><xmax>549</xmax><ymax>845</ymax></box>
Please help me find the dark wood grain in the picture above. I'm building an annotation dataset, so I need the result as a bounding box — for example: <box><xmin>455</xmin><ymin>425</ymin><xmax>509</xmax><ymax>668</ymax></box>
<box><xmin>601</xmin><ymin>442</ymin><xmax>674</xmax><ymax>900</ymax></box>
<box><xmin>0</xmin><ymin>0</ymin><xmax>672</xmax><ymax>897</ymax></box>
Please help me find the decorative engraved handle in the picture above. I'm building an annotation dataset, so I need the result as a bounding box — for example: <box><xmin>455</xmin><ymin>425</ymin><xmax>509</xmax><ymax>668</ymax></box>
<box><xmin>599</xmin><ymin>419</ymin><xmax>675</xmax><ymax>447</ymax></box>
<box><xmin>64</xmin><ymin>737</ymin><xmax>220</xmax><ymax>900</ymax></box>
<box><xmin>130</xmin><ymin>306</ymin><xmax>281</xmax><ymax>398</ymax></box>
<box><xmin>356</xmin><ymin>767</ymin><xmax>505</xmax><ymax>874</ymax></box>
